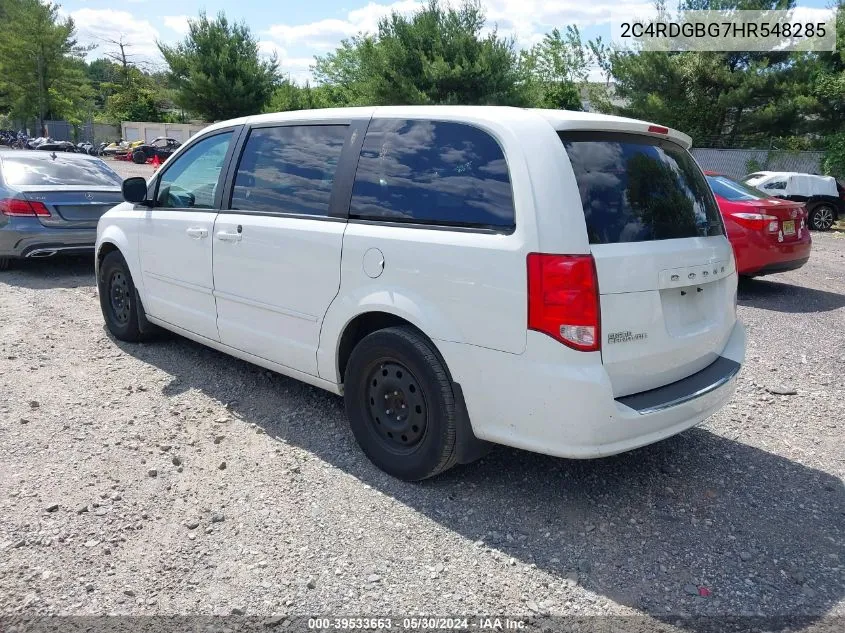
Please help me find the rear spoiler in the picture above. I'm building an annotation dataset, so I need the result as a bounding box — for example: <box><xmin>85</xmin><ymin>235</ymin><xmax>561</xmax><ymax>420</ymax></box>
<box><xmin>541</xmin><ymin>113</ymin><xmax>692</xmax><ymax>149</ymax></box>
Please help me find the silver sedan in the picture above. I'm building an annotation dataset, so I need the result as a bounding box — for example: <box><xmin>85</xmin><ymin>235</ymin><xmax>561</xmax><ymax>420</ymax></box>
<box><xmin>0</xmin><ymin>150</ymin><xmax>124</xmax><ymax>270</ymax></box>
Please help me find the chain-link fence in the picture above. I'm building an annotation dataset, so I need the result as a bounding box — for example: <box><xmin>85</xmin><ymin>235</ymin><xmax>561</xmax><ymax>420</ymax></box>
<box><xmin>691</xmin><ymin>148</ymin><xmax>825</xmax><ymax>180</ymax></box>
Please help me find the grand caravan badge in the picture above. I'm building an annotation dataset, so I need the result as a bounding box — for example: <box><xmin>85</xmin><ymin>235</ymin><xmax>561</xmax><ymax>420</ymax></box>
<box><xmin>607</xmin><ymin>330</ymin><xmax>648</xmax><ymax>344</ymax></box>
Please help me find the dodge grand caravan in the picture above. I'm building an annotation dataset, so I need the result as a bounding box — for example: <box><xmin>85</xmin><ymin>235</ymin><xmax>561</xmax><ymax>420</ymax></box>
<box><xmin>96</xmin><ymin>106</ymin><xmax>746</xmax><ymax>480</ymax></box>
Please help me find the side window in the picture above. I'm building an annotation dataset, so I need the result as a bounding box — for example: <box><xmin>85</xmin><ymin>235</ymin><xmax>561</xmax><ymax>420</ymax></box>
<box><xmin>230</xmin><ymin>125</ymin><xmax>348</xmax><ymax>216</ymax></box>
<box><xmin>764</xmin><ymin>181</ymin><xmax>787</xmax><ymax>190</ymax></box>
<box><xmin>156</xmin><ymin>132</ymin><xmax>233</xmax><ymax>209</ymax></box>
<box><xmin>349</xmin><ymin>119</ymin><xmax>515</xmax><ymax>230</ymax></box>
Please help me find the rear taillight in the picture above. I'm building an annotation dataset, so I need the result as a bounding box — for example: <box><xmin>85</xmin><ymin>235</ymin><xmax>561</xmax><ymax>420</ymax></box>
<box><xmin>730</xmin><ymin>212</ymin><xmax>778</xmax><ymax>233</ymax></box>
<box><xmin>0</xmin><ymin>198</ymin><xmax>50</xmax><ymax>217</ymax></box>
<box><xmin>527</xmin><ymin>253</ymin><xmax>600</xmax><ymax>352</ymax></box>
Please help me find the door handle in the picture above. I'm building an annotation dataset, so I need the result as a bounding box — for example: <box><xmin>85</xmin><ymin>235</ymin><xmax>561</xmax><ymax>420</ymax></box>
<box><xmin>216</xmin><ymin>231</ymin><xmax>242</xmax><ymax>242</ymax></box>
<box><xmin>185</xmin><ymin>227</ymin><xmax>208</xmax><ymax>239</ymax></box>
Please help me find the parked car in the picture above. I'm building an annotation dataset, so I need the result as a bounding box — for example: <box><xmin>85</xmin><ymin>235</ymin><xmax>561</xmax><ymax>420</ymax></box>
<box><xmin>34</xmin><ymin>140</ymin><xmax>80</xmax><ymax>153</ymax></box>
<box><xmin>743</xmin><ymin>171</ymin><xmax>843</xmax><ymax>231</ymax></box>
<box><xmin>0</xmin><ymin>151</ymin><xmax>124</xmax><ymax>270</ymax></box>
<box><xmin>102</xmin><ymin>139</ymin><xmax>145</xmax><ymax>156</ymax></box>
<box><xmin>96</xmin><ymin>106</ymin><xmax>746</xmax><ymax>480</ymax></box>
<box><xmin>130</xmin><ymin>137</ymin><xmax>182</xmax><ymax>164</ymax></box>
<box><xmin>705</xmin><ymin>172</ymin><xmax>811</xmax><ymax>277</ymax></box>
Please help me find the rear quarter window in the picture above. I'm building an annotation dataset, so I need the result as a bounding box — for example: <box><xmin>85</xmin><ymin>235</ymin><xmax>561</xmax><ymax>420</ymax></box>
<box><xmin>1</xmin><ymin>156</ymin><xmax>122</xmax><ymax>187</ymax></box>
<box><xmin>349</xmin><ymin>119</ymin><xmax>515</xmax><ymax>230</ymax></box>
<box><xmin>560</xmin><ymin>131</ymin><xmax>724</xmax><ymax>244</ymax></box>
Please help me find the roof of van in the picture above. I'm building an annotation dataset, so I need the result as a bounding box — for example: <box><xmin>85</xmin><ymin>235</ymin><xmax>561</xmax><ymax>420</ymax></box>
<box><xmin>202</xmin><ymin>106</ymin><xmax>692</xmax><ymax>149</ymax></box>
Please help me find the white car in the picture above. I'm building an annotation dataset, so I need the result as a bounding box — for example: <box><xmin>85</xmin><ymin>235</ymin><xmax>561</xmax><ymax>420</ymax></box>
<box><xmin>744</xmin><ymin>171</ymin><xmax>843</xmax><ymax>231</ymax></box>
<box><xmin>96</xmin><ymin>106</ymin><xmax>745</xmax><ymax>480</ymax></box>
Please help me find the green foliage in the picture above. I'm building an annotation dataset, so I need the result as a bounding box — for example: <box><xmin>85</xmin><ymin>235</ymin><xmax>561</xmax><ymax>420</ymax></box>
<box><xmin>159</xmin><ymin>11</ymin><xmax>280</xmax><ymax>120</ymax></box>
<box><xmin>0</xmin><ymin>0</ymin><xmax>842</xmax><ymax>155</ymax></box>
<box><xmin>0</xmin><ymin>0</ymin><xmax>91</xmax><ymax>131</ymax></box>
<box><xmin>822</xmin><ymin>133</ymin><xmax>845</xmax><ymax>179</ymax></box>
<box><xmin>313</xmin><ymin>0</ymin><xmax>527</xmax><ymax>106</ymax></box>
<box><xmin>267</xmin><ymin>81</ymin><xmax>329</xmax><ymax>112</ymax></box>
<box><xmin>745</xmin><ymin>158</ymin><xmax>764</xmax><ymax>175</ymax></box>
<box><xmin>587</xmin><ymin>0</ymin><xmax>842</xmax><ymax>147</ymax></box>
<box><xmin>103</xmin><ymin>68</ymin><xmax>167</xmax><ymax>123</ymax></box>
<box><xmin>521</xmin><ymin>27</ymin><xmax>589</xmax><ymax>110</ymax></box>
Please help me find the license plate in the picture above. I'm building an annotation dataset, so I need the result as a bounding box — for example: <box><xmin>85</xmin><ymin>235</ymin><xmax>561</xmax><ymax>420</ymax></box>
<box><xmin>783</xmin><ymin>220</ymin><xmax>795</xmax><ymax>235</ymax></box>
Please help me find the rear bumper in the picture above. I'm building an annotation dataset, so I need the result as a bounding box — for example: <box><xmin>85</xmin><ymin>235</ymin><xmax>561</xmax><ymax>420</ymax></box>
<box><xmin>438</xmin><ymin>321</ymin><xmax>746</xmax><ymax>459</ymax></box>
<box><xmin>734</xmin><ymin>230</ymin><xmax>811</xmax><ymax>276</ymax></box>
<box><xmin>750</xmin><ymin>256</ymin><xmax>810</xmax><ymax>276</ymax></box>
<box><xmin>0</xmin><ymin>218</ymin><xmax>96</xmax><ymax>258</ymax></box>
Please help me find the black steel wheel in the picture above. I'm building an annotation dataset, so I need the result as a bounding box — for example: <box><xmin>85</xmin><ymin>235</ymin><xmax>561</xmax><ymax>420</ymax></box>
<box><xmin>98</xmin><ymin>250</ymin><xmax>152</xmax><ymax>342</ymax></box>
<box><xmin>344</xmin><ymin>326</ymin><xmax>458</xmax><ymax>480</ymax></box>
<box><xmin>108</xmin><ymin>270</ymin><xmax>131</xmax><ymax>325</ymax></box>
<box><xmin>366</xmin><ymin>360</ymin><xmax>428</xmax><ymax>453</ymax></box>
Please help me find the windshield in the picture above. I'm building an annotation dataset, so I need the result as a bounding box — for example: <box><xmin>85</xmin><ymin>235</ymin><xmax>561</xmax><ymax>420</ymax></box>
<box><xmin>560</xmin><ymin>131</ymin><xmax>724</xmax><ymax>244</ymax></box>
<box><xmin>706</xmin><ymin>175</ymin><xmax>772</xmax><ymax>201</ymax></box>
<box><xmin>1</xmin><ymin>155</ymin><xmax>122</xmax><ymax>187</ymax></box>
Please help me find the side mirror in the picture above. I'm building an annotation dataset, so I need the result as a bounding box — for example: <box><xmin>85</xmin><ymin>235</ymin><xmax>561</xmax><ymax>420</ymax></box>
<box><xmin>122</xmin><ymin>177</ymin><xmax>150</xmax><ymax>205</ymax></box>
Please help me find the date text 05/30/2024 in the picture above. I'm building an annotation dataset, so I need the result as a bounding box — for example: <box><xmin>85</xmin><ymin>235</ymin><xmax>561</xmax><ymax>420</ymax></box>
<box><xmin>307</xmin><ymin>617</ymin><xmax>526</xmax><ymax>630</ymax></box>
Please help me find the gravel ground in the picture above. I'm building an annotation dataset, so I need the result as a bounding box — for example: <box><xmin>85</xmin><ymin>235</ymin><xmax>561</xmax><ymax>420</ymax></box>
<box><xmin>0</xmin><ymin>220</ymin><xmax>843</xmax><ymax>628</ymax></box>
<box><xmin>101</xmin><ymin>157</ymin><xmax>156</xmax><ymax>180</ymax></box>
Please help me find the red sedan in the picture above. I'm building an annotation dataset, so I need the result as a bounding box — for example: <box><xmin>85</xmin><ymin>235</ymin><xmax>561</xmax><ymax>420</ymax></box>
<box><xmin>705</xmin><ymin>172</ymin><xmax>811</xmax><ymax>277</ymax></box>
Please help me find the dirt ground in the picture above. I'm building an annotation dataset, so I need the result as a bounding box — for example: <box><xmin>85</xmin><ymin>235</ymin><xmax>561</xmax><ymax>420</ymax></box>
<box><xmin>0</xmin><ymin>215</ymin><xmax>843</xmax><ymax>628</ymax></box>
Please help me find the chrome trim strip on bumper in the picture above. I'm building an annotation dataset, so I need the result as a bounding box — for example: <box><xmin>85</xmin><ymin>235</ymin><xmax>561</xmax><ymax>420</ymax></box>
<box><xmin>25</xmin><ymin>246</ymin><xmax>94</xmax><ymax>258</ymax></box>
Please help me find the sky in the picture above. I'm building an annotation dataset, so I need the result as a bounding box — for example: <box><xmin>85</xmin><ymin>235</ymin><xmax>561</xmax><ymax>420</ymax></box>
<box><xmin>59</xmin><ymin>0</ymin><xmax>834</xmax><ymax>83</ymax></box>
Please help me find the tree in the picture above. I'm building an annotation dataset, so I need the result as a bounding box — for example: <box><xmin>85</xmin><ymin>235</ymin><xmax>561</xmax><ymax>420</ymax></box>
<box><xmin>521</xmin><ymin>27</ymin><xmax>589</xmax><ymax>110</ymax></box>
<box><xmin>158</xmin><ymin>11</ymin><xmax>280</xmax><ymax>120</ymax></box>
<box><xmin>0</xmin><ymin>0</ymin><xmax>91</xmax><ymax>133</ymax></box>
<box><xmin>794</xmin><ymin>2</ymin><xmax>845</xmax><ymax>138</ymax></box>
<box><xmin>313</xmin><ymin>0</ymin><xmax>529</xmax><ymax>106</ymax></box>
<box><xmin>103</xmin><ymin>67</ymin><xmax>167</xmax><ymax>123</ymax></box>
<box><xmin>590</xmin><ymin>0</ymin><xmax>812</xmax><ymax>147</ymax></box>
<box><xmin>266</xmin><ymin>80</ymin><xmax>333</xmax><ymax>112</ymax></box>
<box><xmin>85</xmin><ymin>37</ymin><xmax>169</xmax><ymax>124</ymax></box>
<box><xmin>85</xmin><ymin>59</ymin><xmax>122</xmax><ymax>111</ymax></box>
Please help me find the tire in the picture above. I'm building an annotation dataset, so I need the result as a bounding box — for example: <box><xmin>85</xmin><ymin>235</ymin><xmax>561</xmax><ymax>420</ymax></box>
<box><xmin>132</xmin><ymin>150</ymin><xmax>147</xmax><ymax>164</ymax></box>
<box><xmin>0</xmin><ymin>257</ymin><xmax>11</xmax><ymax>271</ymax></box>
<box><xmin>97</xmin><ymin>251</ymin><xmax>152</xmax><ymax>342</ymax></box>
<box><xmin>344</xmin><ymin>326</ymin><xmax>458</xmax><ymax>480</ymax></box>
<box><xmin>808</xmin><ymin>203</ymin><xmax>836</xmax><ymax>231</ymax></box>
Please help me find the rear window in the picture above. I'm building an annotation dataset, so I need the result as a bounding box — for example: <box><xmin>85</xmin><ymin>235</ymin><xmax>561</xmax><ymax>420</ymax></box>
<box><xmin>706</xmin><ymin>175</ymin><xmax>771</xmax><ymax>201</ymax></box>
<box><xmin>1</xmin><ymin>155</ymin><xmax>122</xmax><ymax>187</ymax></box>
<box><xmin>560</xmin><ymin>132</ymin><xmax>723</xmax><ymax>244</ymax></box>
<box><xmin>349</xmin><ymin>119</ymin><xmax>515</xmax><ymax>230</ymax></box>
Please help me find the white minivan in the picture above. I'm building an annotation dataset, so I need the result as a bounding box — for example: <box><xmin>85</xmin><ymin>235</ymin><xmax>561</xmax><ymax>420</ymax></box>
<box><xmin>96</xmin><ymin>106</ymin><xmax>745</xmax><ymax>480</ymax></box>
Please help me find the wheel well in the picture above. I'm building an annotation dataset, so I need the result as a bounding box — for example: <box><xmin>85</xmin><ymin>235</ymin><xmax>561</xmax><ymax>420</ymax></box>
<box><xmin>97</xmin><ymin>242</ymin><xmax>119</xmax><ymax>267</ymax></box>
<box><xmin>337</xmin><ymin>312</ymin><xmax>423</xmax><ymax>383</ymax></box>
<box><xmin>336</xmin><ymin>311</ymin><xmax>489</xmax><ymax>465</ymax></box>
<box><xmin>806</xmin><ymin>197</ymin><xmax>842</xmax><ymax>214</ymax></box>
